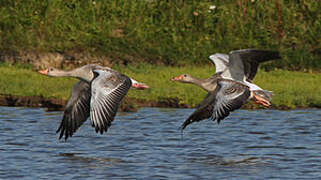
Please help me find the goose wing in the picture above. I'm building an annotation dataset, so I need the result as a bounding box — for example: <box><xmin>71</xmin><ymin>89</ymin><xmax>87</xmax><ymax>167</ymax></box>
<box><xmin>227</xmin><ymin>49</ymin><xmax>281</xmax><ymax>81</ymax></box>
<box><xmin>181</xmin><ymin>79</ymin><xmax>250</xmax><ymax>130</ymax></box>
<box><xmin>181</xmin><ymin>92</ymin><xmax>216</xmax><ymax>130</ymax></box>
<box><xmin>90</xmin><ymin>69</ymin><xmax>132</xmax><ymax>134</ymax></box>
<box><xmin>211</xmin><ymin>79</ymin><xmax>250</xmax><ymax>123</ymax></box>
<box><xmin>56</xmin><ymin>80</ymin><xmax>91</xmax><ymax>140</ymax></box>
<box><xmin>209</xmin><ymin>53</ymin><xmax>229</xmax><ymax>73</ymax></box>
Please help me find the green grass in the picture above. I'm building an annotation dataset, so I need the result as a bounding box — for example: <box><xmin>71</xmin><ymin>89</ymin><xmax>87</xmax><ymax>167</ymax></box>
<box><xmin>1</xmin><ymin>63</ymin><xmax>320</xmax><ymax>109</ymax></box>
<box><xmin>0</xmin><ymin>1</ymin><xmax>320</xmax><ymax>69</ymax></box>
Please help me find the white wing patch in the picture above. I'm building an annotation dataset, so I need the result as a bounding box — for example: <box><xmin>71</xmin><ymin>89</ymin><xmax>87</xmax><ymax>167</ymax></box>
<box><xmin>209</xmin><ymin>53</ymin><xmax>229</xmax><ymax>73</ymax></box>
<box><xmin>244</xmin><ymin>80</ymin><xmax>263</xmax><ymax>91</ymax></box>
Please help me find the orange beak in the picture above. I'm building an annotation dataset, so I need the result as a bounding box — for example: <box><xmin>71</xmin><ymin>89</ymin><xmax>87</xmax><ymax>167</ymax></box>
<box><xmin>171</xmin><ymin>75</ymin><xmax>182</xmax><ymax>81</ymax></box>
<box><xmin>132</xmin><ymin>83</ymin><xmax>149</xmax><ymax>90</ymax></box>
<box><xmin>39</xmin><ymin>69</ymin><xmax>48</xmax><ymax>75</ymax></box>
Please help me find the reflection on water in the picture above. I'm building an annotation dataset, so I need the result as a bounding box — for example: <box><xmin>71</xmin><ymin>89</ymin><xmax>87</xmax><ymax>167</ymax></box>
<box><xmin>0</xmin><ymin>107</ymin><xmax>321</xmax><ymax>179</ymax></box>
<box><xmin>187</xmin><ymin>154</ymin><xmax>271</xmax><ymax>166</ymax></box>
<box><xmin>58</xmin><ymin>153</ymin><xmax>125</xmax><ymax>169</ymax></box>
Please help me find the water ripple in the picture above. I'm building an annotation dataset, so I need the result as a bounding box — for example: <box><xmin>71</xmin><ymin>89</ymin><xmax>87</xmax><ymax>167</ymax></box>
<box><xmin>0</xmin><ymin>107</ymin><xmax>320</xmax><ymax>179</ymax></box>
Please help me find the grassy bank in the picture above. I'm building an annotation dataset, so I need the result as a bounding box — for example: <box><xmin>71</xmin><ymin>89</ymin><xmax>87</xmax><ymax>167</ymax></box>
<box><xmin>1</xmin><ymin>63</ymin><xmax>320</xmax><ymax>109</ymax></box>
<box><xmin>0</xmin><ymin>1</ymin><xmax>320</xmax><ymax>69</ymax></box>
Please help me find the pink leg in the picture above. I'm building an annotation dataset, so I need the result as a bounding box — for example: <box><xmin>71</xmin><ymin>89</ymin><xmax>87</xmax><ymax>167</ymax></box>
<box><xmin>251</xmin><ymin>92</ymin><xmax>271</xmax><ymax>107</ymax></box>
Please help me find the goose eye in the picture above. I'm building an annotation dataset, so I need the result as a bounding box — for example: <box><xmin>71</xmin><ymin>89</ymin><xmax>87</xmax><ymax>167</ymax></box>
<box><xmin>183</xmin><ymin>74</ymin><xmax>187</xmax><ymax>77</ymax></box>
<box><xmin>49</xmin><ymin>68</ymin><xmax>53</xmax><ymax>71</ymax></box>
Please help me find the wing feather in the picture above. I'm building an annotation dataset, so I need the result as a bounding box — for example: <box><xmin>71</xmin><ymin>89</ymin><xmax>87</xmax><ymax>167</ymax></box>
<box><xmin>209</xmin><ymin>53</ymin><xmax>229</xmax><ymax>73</ymax></box>
<box><xmin>228</xmin><ymin>49</ymin><xmax>281</xmax><ymax>81</ymax></box>
<box><xmin>181</xmin><ymin>92</ymin><xmax>216</xmax><ymax>130</ymax></box>
<box><xmin>211</xmin><ymin>80</ymin><xmax>251</xmax><ymax>123</ymax></box>
<box><xmin>56</xmin><ymin>81</ymin><xmax>91</xmax><ymax>140</ymax></box>
<box><xmin>90</xmin><ymin>70</ymin><xmax>132</xmax><ymax>134</ymax></box>
<box><xmin>181</xmin><ymin>79</ymin><xmax>251</xmax><ymax>130</ymax></box>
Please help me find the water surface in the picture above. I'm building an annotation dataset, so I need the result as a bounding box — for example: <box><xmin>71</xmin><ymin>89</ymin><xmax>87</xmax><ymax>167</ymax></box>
<box><xmin>0</xmin><ymin>107</ymin><xmax>320</xmax><ymax>179</ymax></box>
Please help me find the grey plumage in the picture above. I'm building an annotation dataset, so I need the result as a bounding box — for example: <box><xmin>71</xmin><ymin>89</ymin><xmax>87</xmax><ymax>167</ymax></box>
<box><xmin>53</xmin><ymin>65</ymin><xmax>133</xmax><ymax>140</ymax></box>
<box><xmin>180</xmin><ymin>49</ymin><xmax>281</xmax><ymax>130</ymax></box>
<box><xmin>210</xmin><ymin>80</ymin><xmax>250</xmax><ymax>122</ymax></box>
<box><xmin>210</xmin><ymin>49</ymin><xmax>281</xmax><ymax>82</ymax></box>
<box><xmin>181</xmin><ymin>79</ymin><xmax>250</xmax><ymax>130</ymax></box>
<box><xmin>56</xmin><ymin>81</ymin><xmax>91</xmax><ymax>140</ymax></box>
<box><xmin>90</xmin><ymin>69</ymin><xmax>132</xmax><ymax>134</ymax></box>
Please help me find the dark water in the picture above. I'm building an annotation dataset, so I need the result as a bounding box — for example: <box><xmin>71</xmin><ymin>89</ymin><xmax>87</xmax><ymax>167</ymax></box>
<box><xmin>0</xmin><ymin>107</ymin><xmax>321</xmax><ymax>179</ymax></box>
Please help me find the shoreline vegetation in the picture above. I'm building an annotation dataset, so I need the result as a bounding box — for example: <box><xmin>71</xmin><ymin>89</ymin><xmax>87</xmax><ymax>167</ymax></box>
<box><xmin>1</xmin><ymin>1</ymin><xmax>320</xmax><ymax>70</ymax></box>
<box><xmin>1</xmin><ymin>63</ymin><xmax>320</xmax><ymax>111</ymax></box>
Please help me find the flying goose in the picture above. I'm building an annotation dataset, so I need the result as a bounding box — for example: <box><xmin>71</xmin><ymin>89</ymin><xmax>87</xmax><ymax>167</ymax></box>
<box><xmin>39</xmin><ymin>64</ymin><xmax>149</xmax><ymax>140</ymax></box>
<box><xmin>172</xmin><ymin>49</ymin><xmax>281</xmax><ymax>130</ymax></box>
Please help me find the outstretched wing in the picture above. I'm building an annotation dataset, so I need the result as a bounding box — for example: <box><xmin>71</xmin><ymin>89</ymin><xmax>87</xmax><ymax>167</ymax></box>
<box><xmin>211</xmin><ymin>79</ymin><xmax>251</xmax><ymax>123</ymax></box>
<box><xmin>181</xmin><ymin>92</ymin><xmax>216</xmax><ymax>130</ymax></box>
<box><xmin>56</xmin><ymin>80</ymin><xmax>91</xmax><ymax>140</ymax></box>
<box><xmin>227</xmin><ymin>49</ymin><xmax>281</xmax><ymax>81</ymax></box>
<box><xmin>90</xmin><ymin>69</ymin><xmax>132</xmax><ymax>134</ymax></box>
<box><xmin>209</xmin><ymin>53</ymin><xmax>229</xmax><ymax>73</ymax></box>
<box><xmin>181</xmin><ymin>79</ymin><xmax>250</xmax><ymax>130</ymax></box>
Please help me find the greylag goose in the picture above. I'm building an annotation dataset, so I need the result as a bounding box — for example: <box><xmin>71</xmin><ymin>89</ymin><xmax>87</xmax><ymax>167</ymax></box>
<box><xmin>172</xmin><ymin>49</ymin><xmax>281</xmax><ymax>130</ymax></box>
<box><xmin>39</xmin><ymin>64</ymin><xmax>149</xmax><ymax>140</ymax></box>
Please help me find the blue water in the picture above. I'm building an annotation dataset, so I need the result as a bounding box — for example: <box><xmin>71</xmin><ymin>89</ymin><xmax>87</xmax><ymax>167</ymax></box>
<box><xmin>0</xmin><ymin>107</ymin><xmax>320</xmax><ymax>179</ymax></box>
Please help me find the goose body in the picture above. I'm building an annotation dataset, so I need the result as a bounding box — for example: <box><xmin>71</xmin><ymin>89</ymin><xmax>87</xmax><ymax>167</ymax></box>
<box><xmin>172</xmin><ymin>49</ymin><xmax>281</xmax><ymax>130</ymax></box>
<box><xmin>39</xmin><ymin>64</ymin><xmax>149</xmax><ymax>140</ymax></box>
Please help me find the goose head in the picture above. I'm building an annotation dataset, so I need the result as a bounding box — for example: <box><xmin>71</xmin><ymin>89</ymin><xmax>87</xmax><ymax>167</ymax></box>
<box><xmin>130</xmin><ymin>79</ymin><xmax>149</xmax><ymax>90</ymax></box>
<box><xmin>39</xmin><ymin>67</ymin><xmax>61</xmax><ymax>76</ymax></box>
<box><xmin>171</xmin><ymin>74</ymin><xmax>195</xmax><ymax>83</ymax></box>
<box><xmin>39</xmin><ymin>66</ymin><xmax>94</xmax><ymax>82</ymax></box>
